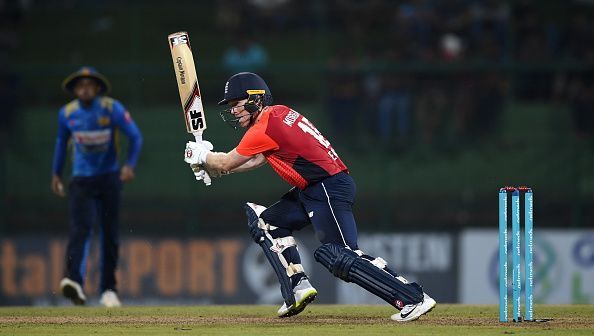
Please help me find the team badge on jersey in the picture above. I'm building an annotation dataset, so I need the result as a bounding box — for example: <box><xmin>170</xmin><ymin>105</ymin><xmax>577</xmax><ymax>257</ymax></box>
<box><xmin>97</xmin><ymin>116</ymin><xmax>111</xmax><ymax>127</ymax></box>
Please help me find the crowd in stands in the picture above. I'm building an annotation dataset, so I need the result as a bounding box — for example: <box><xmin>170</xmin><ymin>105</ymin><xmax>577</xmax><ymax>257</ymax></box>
<box><xmin>213</xmin><ymin>0</ymin><xmax>594</xmax><ymax>151</ymax></box>
<box><xmin>7</xmin><ymin>0</ymin><xmax>594</xmax><ymax>152</ymax></box>
<box><xmin>215</xmin><ymin>0</ymin><xmax>594</xmax><ymax>151</ymax></box>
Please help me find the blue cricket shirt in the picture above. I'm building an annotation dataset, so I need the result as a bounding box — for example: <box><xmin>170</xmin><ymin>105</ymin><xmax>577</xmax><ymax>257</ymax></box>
<box><xmin>52</xmin><ymin>96</ymin><xmax>143</xmax><ymax>177</ymax></box>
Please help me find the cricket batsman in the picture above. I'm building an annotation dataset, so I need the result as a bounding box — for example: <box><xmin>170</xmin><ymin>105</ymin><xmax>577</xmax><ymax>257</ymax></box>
<box><xmin>184</xmin><ymin>72</ymin><xmax>436</xmax><ymax>321</ymax></box>
<box><xmin>51</xmin><ymin>67</ymin><xmax>143</xmax><ymax>307</ymax></box>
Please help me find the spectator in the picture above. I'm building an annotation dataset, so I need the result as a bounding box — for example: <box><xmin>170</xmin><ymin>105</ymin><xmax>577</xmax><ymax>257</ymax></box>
<box><xmin>222</xmin><ymin>35</ymin><xmax>269</xmax><ymax>75</ymax></box>
<box><xmin>215</xmin><ymin>0</ymin><xmax>243</xmax><ymax>34</ymax></box>
<box><xmin>326</xmin><ymin>49</ymin><xmax>362</xmax><ymax>146</ymax></box>
<box><xmin>376</xmin><ymin>75</ymin><xmax>412</xmax><ymax>148</ymax></box>
<box><xmin>450</xmin><ymin>74</ymin><xmax>476</xmax><ymax>146</ymax></box>
<box><xmin>473</xmin><ymin>73</ymin><xmax>504</xmax><ymax>141</ymax></box>
<box><xmin>246</xmin><ymin>0</ymin><xmax>292</xmax><ymax>34</ymax></box>
<box><xmin>415</xmin><ymin>82</ymin><xmax>447</xmax><ymax>149</ymax></box>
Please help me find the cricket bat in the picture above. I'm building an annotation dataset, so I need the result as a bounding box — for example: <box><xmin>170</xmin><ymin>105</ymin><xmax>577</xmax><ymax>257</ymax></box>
<box><xmin>168</xmin><ymin>31</ymin><xmax>211</xmax><ymax>185</ymax></box>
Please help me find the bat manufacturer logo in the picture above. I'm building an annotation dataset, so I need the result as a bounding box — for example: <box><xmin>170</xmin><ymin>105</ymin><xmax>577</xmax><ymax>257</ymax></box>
<box><xmin>176</xmin><ymin>57</ymin><xmax>186</xmax><ymax>84</ymax></box>
<box><xmin>270</xmin><ymin>241</ymin><xmax>287</xmax><ymax>253</ymax></box>
<box><xmin>189</xmin><ymin>109</ymin><xmax>204</xmax><ymax>130</ymax></box>
<box><xmin>170</xmin><ymin>35</ymin><xmax>188</xmax><ymax>46</ymax></box>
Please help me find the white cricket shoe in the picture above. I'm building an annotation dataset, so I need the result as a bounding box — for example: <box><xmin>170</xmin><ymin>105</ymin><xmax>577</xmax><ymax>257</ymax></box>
<box><xmin>277</xmin><ymin>278</ymin><xmax>318</xmax><ymax>318</ymax></box>
<box><xmin>100</xmin><ymin>290</ymin><xmax>122</xmax><ymax>307</ymax></box>
<box><xmin>60</xmin><ymin>277</ymin><xmax>87</xmax><ymax>305</ymax></box>
<box><xmin>391</xmin><ymin>293</ymin><xmax>436</xmax><ymax>322</ymax></box>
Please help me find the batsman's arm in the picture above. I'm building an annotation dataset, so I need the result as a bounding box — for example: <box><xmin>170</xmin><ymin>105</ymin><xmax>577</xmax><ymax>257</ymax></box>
<box><xmin>229</xmin><ymin>153</ymin><xmax>267</xmax><ymax>173</ymax></box>
<box><xmin>204</xmin><ymin>149</ymin><xmax>265</xmax><ymax>173</ymax></box>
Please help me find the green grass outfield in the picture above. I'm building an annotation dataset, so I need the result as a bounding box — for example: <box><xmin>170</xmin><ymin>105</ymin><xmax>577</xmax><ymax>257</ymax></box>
<box><xmin>1</xmin><ymin>305</ymin><xmax>593</xmax><ymax>335</ymax></box>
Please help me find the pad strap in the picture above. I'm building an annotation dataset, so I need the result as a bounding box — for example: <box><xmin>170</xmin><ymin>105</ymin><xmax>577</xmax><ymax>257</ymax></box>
<box><xmin>270</xmin><ymin>236</ymin><xmax>296</xmax><ymax>254</ymax></box>
<box><xmin>356</xmin><ymin>249</ymin><xmax>388</xmax><ymax>269</ymax></box>
<box><xmin>258</xmin><ymin>218</ymin><xmax>278</xmax><ymax>231</ymax></box>
<box><xmin>267</xmin><ymin>235</ymin><xmax>303</xmax><ymax>277</ymax></box>
<box><xmin>287</xmin><ymin>263</ymin><xmax>304</xmax><ymax>277</ymax></box>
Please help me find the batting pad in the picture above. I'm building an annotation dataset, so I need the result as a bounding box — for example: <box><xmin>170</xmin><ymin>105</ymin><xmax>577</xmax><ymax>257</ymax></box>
<box><xmin>314</xmin><ymin>243</ymin><xmax>424</xmax><ymax>309</ymax></box>
<box><xmin>245</xmin><ymin>203</ymin><xmax>296</xmax><ymax>306</ymax></box>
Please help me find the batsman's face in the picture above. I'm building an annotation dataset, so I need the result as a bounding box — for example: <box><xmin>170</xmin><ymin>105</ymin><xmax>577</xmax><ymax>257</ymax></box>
<box><xmin>74</xmin><ymin>78</ymin><xmax>100</xmax><ymax>103</ymax></box>
<box><xmin>229</xmin><ymin>99</ymin><xmax>251</xmax><ymax>128</ymax></box>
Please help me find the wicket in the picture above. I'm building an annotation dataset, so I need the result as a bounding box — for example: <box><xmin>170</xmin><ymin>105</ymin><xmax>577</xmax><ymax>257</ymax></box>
<box><xmin>498</xmin><ymin>186</ymin><xmax>534</xmax><ymax>322</ymax></box>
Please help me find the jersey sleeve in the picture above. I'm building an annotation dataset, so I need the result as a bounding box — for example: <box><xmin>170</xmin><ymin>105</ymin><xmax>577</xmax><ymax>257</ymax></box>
<box><xmin>112</xmin><ymin>100</ymin><xmax>143</xmax><ymax>167</ymax></box>
<box><xmin>51</xmin><ymin>108</ymin><xmax>71</xmax><ymax>176</ymax></box>
<box><xmin>236</xmin><ymin>122</ymin><xmax>279</xmax><ymax>156</ymax></box>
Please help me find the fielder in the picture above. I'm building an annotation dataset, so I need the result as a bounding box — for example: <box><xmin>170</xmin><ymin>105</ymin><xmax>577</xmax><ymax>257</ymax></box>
<box><xmin>184</xmin><ymin>72</ymin><xmax>436</xmax><ymax>321</ymax></box>
<box><xmin>51</xmin><ymin>67</ymin><xmax>143</xmax><ymax>307</ymax></box>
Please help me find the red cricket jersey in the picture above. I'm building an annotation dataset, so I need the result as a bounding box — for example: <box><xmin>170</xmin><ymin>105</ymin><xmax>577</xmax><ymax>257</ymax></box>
<box><xmin>236</xmin><ymin>105</ymin><xmax>348</xmax><ymax>189</ymax></box>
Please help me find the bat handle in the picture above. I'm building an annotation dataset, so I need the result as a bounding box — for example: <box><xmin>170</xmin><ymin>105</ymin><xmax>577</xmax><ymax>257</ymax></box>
<box><xmin>192</xmin><ymin>132</ymin><xmax>203</xmax><ymax>142</ymax></box>
<box><xmin>192</xmin><ymin>132</ymin><xmax>212</xmax><ymax>186</ymax></box>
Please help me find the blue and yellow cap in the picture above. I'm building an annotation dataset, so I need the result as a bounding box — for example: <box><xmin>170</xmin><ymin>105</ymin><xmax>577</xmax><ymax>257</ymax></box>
<box><xmin>62</xmin><ymin>66</ymin><xmax>111</xmax><ymax>94</ymax></box>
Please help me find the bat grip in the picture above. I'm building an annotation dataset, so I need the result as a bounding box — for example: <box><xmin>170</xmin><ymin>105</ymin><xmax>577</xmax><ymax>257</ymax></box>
<box><xmin>192</xmin><ymin>132</ymin><xmax>212</xmax><ymax>186</ymax></box>
<box><xmin>192</xmin><ymin>132</ymin><xmax>203</xmax><ymax>142</ymax></box>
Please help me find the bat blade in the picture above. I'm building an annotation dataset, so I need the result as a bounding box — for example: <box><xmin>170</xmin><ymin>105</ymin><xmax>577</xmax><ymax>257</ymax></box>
<box><xmin>168</xmin><ymin>31</ymin><xmax>207</xmax><ymax>136</ymax></box>
<box><xmin>168</xmin><ymin>31</ymin><xmax>211</xmax><ymax>186</ymax></box>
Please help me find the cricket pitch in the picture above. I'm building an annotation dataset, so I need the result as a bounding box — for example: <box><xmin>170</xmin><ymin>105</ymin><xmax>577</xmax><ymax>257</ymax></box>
<box><xmin>1</xmin><ymin>304</ymin><xmax>593</xmax><ymax>335</ymax></box>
